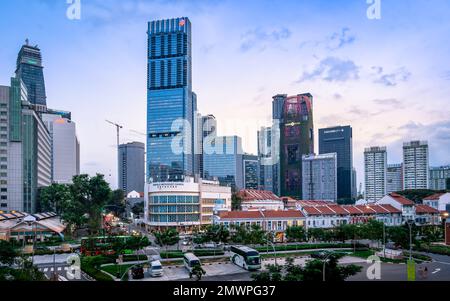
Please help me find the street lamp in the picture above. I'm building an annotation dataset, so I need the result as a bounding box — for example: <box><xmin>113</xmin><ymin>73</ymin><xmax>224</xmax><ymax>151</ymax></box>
<box><xmin>24</xmin><ymin>215</ymin><xmax>37</xmax><ymax>265</ymax></box>
<box><xmin>322</xmin><ymin>251</ymin><xmax>335</xmax><ymax>282</ymax></box>
<box><xmin>406</xmin><ymin>220</ymin><xmax>414</xmax><ymax>261</ymax></box>
<box><xmin>264</xmin><ymin>234</ymin><xmax>277</xmax><ymax>266</ymax></box>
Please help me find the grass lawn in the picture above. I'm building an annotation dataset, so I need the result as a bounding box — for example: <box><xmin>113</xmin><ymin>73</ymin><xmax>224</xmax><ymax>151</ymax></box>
<box><xmin>100</xmin><ymin>264</ymin><xmax>134</xmax><ymax>276</ymax></box>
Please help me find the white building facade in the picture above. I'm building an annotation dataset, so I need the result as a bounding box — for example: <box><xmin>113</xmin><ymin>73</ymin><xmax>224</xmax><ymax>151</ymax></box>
<box><xmin>403</xmin><ymin>141</ymin><xmax>429</xmax><ymax>190</ymax></box>
<box><xmin>302</xmin><ymin>153</ymin><xmax>337</xmax><ymax>201</ymax></box>
<box><xmin>364</xmin><ymin>146</ymin><xmax>387</xmax><ymax>202</ymax></box>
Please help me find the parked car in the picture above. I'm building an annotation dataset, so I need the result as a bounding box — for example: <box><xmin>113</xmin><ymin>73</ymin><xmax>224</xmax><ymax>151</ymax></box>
<box><xmin>150</xmin><ymin>260</ymin><xmax>163</xmax><ymax>277</ymax></box>
<box><xmin>131</xmin><ymin>265</ymin><xmax>145</xmax><ymax>279</ymax></box>
<box><xmin>310</xmin><ymin>250</ymin><xmax>332</xmax><ymax>259</ymax></box>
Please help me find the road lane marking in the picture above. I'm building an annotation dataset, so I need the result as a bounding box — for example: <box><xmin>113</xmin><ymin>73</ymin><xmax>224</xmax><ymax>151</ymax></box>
<box><xmin>432</xmin><ymin>268</ymin><xmax>441</xmax><ymax>274</ymax></box>
<box><xmin>43</xmin><ymin>268</ymin><xmax>48</xmax><ymax>272</ymax></box>
<box><xmin>57</xmin><ymin>267</ymin><xmax>62</xmax><ymax>271</ymax></box>
<box><xmin>58</xmin><ymin>275</ymin><xmax>68</xmax><ymax>281</ymax></box>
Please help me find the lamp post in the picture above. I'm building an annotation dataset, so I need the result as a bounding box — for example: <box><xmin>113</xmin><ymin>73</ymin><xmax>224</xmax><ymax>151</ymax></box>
<box><xmin>322</xmin><ymin>251</ymin><xmax>335</xmax><ymax>282</ymax></box>
<box><xmin>264</xmin><ymin>234</ymin><xmax>277</xmax><ymax>266</ymax></box>
<box><xmin>23</xmin><ymin>215</ymin><xmax>37</xmax><ymax>265</ymax></box>
<box><xmin>443</xmin><ymin>212</ymin><xmax>449</xmax><ymax>243</ymax></box>
<box><xmin>406</xmin><ymin>220</ymin><xmax>414</xmax><ymax>261</ymax></box>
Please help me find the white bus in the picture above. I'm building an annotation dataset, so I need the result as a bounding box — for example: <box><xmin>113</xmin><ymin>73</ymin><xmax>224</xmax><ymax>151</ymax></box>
<box><xmin>183</xmin><ymin>252</ymin><xmax>201</xmax><ymax>274</ymax></box>
<box><xmin>230</xmin><ymin>246</ymin><xmax>261</xmax><ymax>271</ymax></box>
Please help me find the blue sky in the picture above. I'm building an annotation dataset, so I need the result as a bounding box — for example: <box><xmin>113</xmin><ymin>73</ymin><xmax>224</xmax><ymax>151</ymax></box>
<box><xmin>0</xmin><ymin>0</ymin><xmax>450</xmax><ymax>190</ymax></box>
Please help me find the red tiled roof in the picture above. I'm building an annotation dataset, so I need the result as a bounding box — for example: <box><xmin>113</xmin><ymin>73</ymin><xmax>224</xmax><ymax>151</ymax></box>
<box><xmin>218</xmin><ymin>210</ymin><xmax>304</xmax><ymax>220</ymax></box>
<box><xmin>372</xmin><ymin>204</ymin><xmax>401</xmax><ymax>214</ymax></box>
<box><xmin>327</xmin><ymin>205</ymin><xmax>349</xmax><ymax>215</ymax></box>
<box><xmin>355</xmin><ymin>205</ymin><xmax>377</xmax><ymax>214</ymax></box>
<box><xmin>342</xmin><ymin>205</ymin><xmax>364</xmax><ymax>214</ymax></box>
<box><xmin>423</xmin><ymin>193</ymin><xmax>446</xmax><ymax>201</ymax></box>
<box><xmin>302</xmin><ymin>206</ymin><xmax>323</xmax><ymax>215</ymax></box>
<box><xmin>237</xmin><ymin>189</ymin><xmax>281</xmax><ymax>201</ymax></box>
<box><xmin>389</xmin><ymin>193</ymin><xmax>415</xmax><ymax>205</ymax></box>
<box><xmin>415</xmin><ymin>204</ymin><xmax>440</xmax><ymax>214</ymax></box>
<box><xmin>297</xmin><ymin>200</ymin><xmax>334</xmax><ymax>207</ymax></box>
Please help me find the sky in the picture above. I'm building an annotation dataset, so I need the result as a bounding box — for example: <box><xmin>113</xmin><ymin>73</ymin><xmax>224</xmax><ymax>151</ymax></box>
<box><xmin>0</xmin><ymin>0</ymin><xmax>450</xmax><ymax>190</ymax></box>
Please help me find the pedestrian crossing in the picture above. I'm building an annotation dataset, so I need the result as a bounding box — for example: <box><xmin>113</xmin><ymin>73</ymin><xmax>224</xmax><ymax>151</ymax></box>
<box><xmin>40</xmin><ymin>267</ymin><xmax>69</xmax><ymax>272</ymax></box>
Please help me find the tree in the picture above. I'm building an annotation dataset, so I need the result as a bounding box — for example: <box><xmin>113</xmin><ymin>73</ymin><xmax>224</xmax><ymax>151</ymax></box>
<box><xmin>251</xmin><ymin>264</ymin><xmax>282</xmax><ymax>282</ymax></box>
<box><xmin>191</xmin><ymin>264</ymin><xmax>206</xmax><ymax>281</ymax></box>
<box><xmin>194</xmin><ymin>225</ymin><xmax>230</xmax><ymax>245</ymax></box>
<box><xmin>105</xmin><ymin>189</ymin><xmax>126</xmax><ymax>217</ymax></box>
<box><xmin>302</xmin><ymin>255</ymin><xmax>361</xmax><ymax>281</ymax></box>
<box><xmin>38</xmin><ymin>183</ymin><xmax>71</xmax><ymax>214</ymax></box>
<box><xmin>69</xmin><ymin>174</ymin><xmax>112</xmax><ymax>236</ymax></box>
<box><xmin>0</xmin><ymin>241</ymin><xmax>18</xmax><ymax>266</ymax></box>
<box><xmin>307</xmin><ymin>228</ymin><xmax>327</xmax><ymax>242</ymax></box>
<box><xmin>387</xmin><ymin>225</ymin><xmax>418</xmax><ymax>249</ymax></box>
<box><xmin>362</xmin><ymin>219</ymin><xmax>384</xmax><ymax>246</ymax></box>
<box><xmin>285</xmin><ymin>226</ymin><xmax>307</xmax><ymax>242</ymax></box>
<box><xmin>154</xmin><ymin>228</ymin><xmax>180</xmax><ymax>258</ymax></box>
<box><xmin>252</xmin><ymin>255</ymin><xmax>362</xmax><ymax>282</ymax></box>
<box><xmin>230</xmin><ymin>224</ymin><xmax>267</xmax><ymax>245</ymax></box>
<box><xmin>231</xmin><ymin>192</ymin><xmax>242</xmax><ymax>211</ymax></box>
<box><xmin>131</xmin><ymin>202</ymin><xmax>144</xmax><ymax>217</ymax></box>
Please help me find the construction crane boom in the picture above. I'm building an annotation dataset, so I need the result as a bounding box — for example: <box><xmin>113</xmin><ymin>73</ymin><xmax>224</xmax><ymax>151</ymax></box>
<box><xmin>105</xmin><ymin>120</ymin><xmax>123</xmax><ymax>148</ymax></box>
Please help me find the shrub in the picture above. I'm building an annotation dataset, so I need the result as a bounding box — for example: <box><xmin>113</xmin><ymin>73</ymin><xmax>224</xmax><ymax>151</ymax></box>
<box><xmin>80</xmin><ymin>256</ymin><xmax>114</xmax><ymax>281</ymax></box>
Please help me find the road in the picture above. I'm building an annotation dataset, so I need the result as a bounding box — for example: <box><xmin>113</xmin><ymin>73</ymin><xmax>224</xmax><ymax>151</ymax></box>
<box><xmin>33</xmin><ymin>253</ymin><xmax>92</xmax><ymax>281</ymax></box>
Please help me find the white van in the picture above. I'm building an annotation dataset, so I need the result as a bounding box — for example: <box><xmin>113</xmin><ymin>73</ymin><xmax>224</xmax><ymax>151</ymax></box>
<box><xmin>183</xmin><ymin>253</ymin><xmax>201</xmax><ymax>274</ymax></box>
<box><xmin>150</xmin><ymin>260</ymin><xmax>163</xmax><ymax>277</ymax></box>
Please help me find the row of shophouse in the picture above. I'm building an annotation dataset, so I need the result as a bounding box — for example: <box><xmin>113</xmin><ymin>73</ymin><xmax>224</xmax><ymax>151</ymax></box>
<box><xmin>213</xmin><ymin>191</ymin><xmax>448</xmax><ymax>238</ymax></box>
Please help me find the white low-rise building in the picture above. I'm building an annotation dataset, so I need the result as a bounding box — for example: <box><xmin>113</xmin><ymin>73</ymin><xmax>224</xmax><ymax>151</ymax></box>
<box><xmin>376</xmin><ymin>193</ymin><xmax>416</xmax><ymax>222</ymax></box>
<box><xmin>238</xmin><ymin>189</ymin><xmax>284</xmax><ymax>211</ymax></box>
<box><xmin>423</xmin><ymin>193</ymin><xmax>450</xmax><ymax>212</ymax></box>
<box><xmin>144</xmin><ymin>177</ymin><xmax>231</xmax><ymax>231</ymax></box>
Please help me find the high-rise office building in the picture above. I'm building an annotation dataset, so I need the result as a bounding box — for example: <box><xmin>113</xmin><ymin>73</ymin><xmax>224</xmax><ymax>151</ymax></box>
<box><xmin>0</xmin><ymin>78</ymin><xmax>51</xmax><ymax>213</ymax></box>
<box><xmin>430</xmin><ymin>166</ymin><xmax>450</xmax><ymax>191</ymax></box>
<box><xmin>319</xmin><ymin>126</ymin><xmax>353</xmax><ymax>200</ymax></box>
<box><xmin>387</xmin><ymin>163</ymin><xmax>403</xmax><ymax>193</ymax></box>
<box><xmin>302</xmin><ymin>153</ymin><xmax>337</xmax><ymax>201</ymax></box>
<box><xmin>15</xmin><ymin>40</ymin><xmax>47</xmax><ymax>112</ymax></box>
<box><xmin>203</xmin><ymin>136</ymin><xmax>243</xmax><ymax>190</ymax></box>
<box><xmin>352</xmin><ymin>167</ymin><xmax>357</xmax><ymax>199</ymax></box>
<box><xmin>243</xmin><ymin>154</ymin><xmax>259</xmax><ymax>190</ymax></box>
<box><xmin>147</xmin><ymin>17</ymin><xmax>195</xmax><ymax>183</ymax></box>
<box><xmin>403</xmin><ymin>141</ymin><xmax>429</xmax><ymax>190</ymax></box>
<box><xmin>257</xmin><ymin>126</ymin><xmax>274</xmax><ymax>192</ymax></box>
<box><xmin>119</xmin><ymin>142</ymin><xmax>145</xmax><ymax>194</ymax></box>
<box><xmin>273</xmin><ymin>93</ymin><xmax>314</xmax><ymax>198</ymax></box>
<box><xmin>364</xmin><ymin>146</ymin><xmax>387</xmax><ymax>202</ymax></box>
<box><xmin>41</xmin><ymin>113</ymin><xmax>80</xmax><ymax>184</ymax></box>
<box><xmin>199</xmin><ymin>114</ymin><xmax>217</xmax><ymax>178</ymax></box>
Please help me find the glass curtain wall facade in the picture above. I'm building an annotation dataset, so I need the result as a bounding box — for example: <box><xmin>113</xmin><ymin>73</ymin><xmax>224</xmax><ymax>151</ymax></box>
<box><xmin>147</xmin><ymin>18</ymin><xmax>194</xmax><ymax>183</ymax></box>
<box><xmin>203</xmin><ymin>136</ymin><xmax>243</xmax><ymax>190</ymax></box>
<box><xmin>15</xmin><ymin>43</ymin><xmax>47</xmax><ymax>110</ymax></box>
<box><xmin>319</xmin><ymin>126</ymin><xmax>353</xmax><ymax>200</ymax></box>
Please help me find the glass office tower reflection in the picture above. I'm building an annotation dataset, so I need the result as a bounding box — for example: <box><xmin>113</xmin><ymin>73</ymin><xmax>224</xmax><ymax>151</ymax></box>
<box><xmin>147</xmin><ymin>17</ymin><xmax>195</xmax><ymax>182</ymax></box>
<box><xmin>15</xmin><ymin>41</ymin><xmax>47</xmax><ymax>111</ymax></box>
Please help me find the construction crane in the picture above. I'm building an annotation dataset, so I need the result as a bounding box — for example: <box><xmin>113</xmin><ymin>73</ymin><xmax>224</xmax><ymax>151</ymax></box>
<box><xmin>105</xmin><ymin>120</ymin><xmax>123</xmax><ymax>149</ymax></box>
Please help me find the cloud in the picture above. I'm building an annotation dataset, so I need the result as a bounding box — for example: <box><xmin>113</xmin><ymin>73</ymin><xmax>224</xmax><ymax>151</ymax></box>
<box><xmin>394</xmin><ymin>120</ymin><xmax>450</xmax><ymax>165</ymax></box>
<box><xmin>372</xmin><ymin>98</ymin><xmax>404</xmax><ymax>109</ymax></box>
<box><xmin>297</xmin><ymin>57</ymin><xmax>360</xmax><ymax>83</ymax></box>
<box><xmin>240</xmin><ymin>27</ymin><xmax>291</xmax><ymax>52</ymax></box>
<box><xmin>372</xmin><ymin>66</ymin><xmax>411</xmax><ymax>86</ymax></box>
<box><xmin>299</xmin><ymin>27</ymin><xmax>356</xmax><ymax>51</ymax></box>
<box><xmin>326</xmin><ymin>27</ymin><xmax>356</xmax><ymax>50</ymax></box>
<box><xmin>333</xmin><ymin>93</ymin><xmax>343</xmax><ymax>99</ymax></box>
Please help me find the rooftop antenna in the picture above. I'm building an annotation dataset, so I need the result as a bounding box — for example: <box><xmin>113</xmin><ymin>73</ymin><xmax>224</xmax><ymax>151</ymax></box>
<box><xmin>25</xmin><ymin>38</ymin><xmax>29</xmax><ymax>46</ymax></box>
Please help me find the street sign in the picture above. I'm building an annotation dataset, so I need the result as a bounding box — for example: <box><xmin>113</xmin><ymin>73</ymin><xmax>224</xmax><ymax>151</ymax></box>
<box><xmin>407</xmin><ymin>260</ymin><xmax>416</xmax><ymax>281</ymax></box>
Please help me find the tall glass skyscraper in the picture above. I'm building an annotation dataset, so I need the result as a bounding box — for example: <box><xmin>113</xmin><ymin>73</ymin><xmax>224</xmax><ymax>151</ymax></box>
<box><xmin>273</xmin><ymin>93</ymin><xmax>314</xmax><ymax>198</ymax></box>
<box><xmin>15</xmin><ymin>41</ymin><xmax>47</xmax><ymax>111</ymax></box>
<box><xmin>147</xmin><ymin>18</ymin><xmax>195</xmax><ymax>182</ymax></box>
<box><xmin>319</xmin><ymin>126</ymin><xmax>353</xmax><ymax>200</ymax></box>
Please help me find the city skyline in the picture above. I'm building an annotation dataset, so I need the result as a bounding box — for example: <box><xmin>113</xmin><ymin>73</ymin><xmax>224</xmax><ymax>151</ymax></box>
<box><xmin>1</xmin><ymin>0</ymin><xmax>450</xmax><ymax>189</ymax></box>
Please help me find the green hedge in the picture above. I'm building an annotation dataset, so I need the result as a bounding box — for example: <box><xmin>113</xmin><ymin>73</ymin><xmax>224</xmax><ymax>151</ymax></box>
<box><xmin>81</xmin><ymin>256</ymin><xmax>115</xmax><ymax>281</ymax></box>
<box><xmin>415</xmin><ymin>245</ymin><xmax>450</xmax><ymax>256</ymax></box>
<box><xmin>159</xmin><ymin>249</ymin><xmax>225</xmax><ymax>259</ymax></box>
<box><xmin>254</xmin><ymin>243</ymin><xmax>365</xmax><ymax>253</ymax></box>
